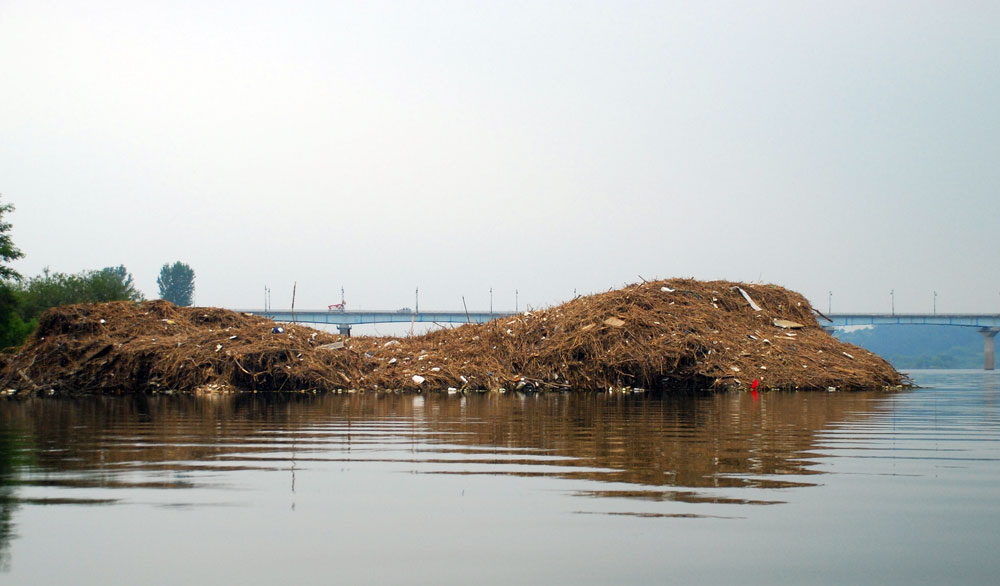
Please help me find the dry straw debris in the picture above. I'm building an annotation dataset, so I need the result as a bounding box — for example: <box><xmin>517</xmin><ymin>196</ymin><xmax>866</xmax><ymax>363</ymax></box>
<box><xmin>0</xmin><ymin>279</ymin><xmax>905</xmax><ymax>395</ymax></box>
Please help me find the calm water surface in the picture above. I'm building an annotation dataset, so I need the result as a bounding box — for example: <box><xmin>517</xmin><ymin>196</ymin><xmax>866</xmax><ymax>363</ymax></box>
<box><xmin>1</xmin><ymin>370</ymin><xmax>998</xmax><ymax>585</ymax></box>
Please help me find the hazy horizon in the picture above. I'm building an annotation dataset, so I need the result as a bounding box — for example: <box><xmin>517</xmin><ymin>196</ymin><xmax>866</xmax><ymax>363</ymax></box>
<box><xmin>3</xmin><ymin>1</ymin><xmax>997</xmax><ymax>315</ymax></box>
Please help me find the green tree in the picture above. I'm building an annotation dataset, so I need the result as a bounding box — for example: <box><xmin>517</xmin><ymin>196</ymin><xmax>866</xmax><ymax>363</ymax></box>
<box><xmin>0</xmin><ymin>196</ymin><xmax>27</xmax><ymax>348</ymax></box>
<box><xmin>0</xmin><ymin>196</ymin><xmax>23</xmax><ymax>282</ymax></box>
<box><xmin>0</xmin><ymin>283</ymin><xmax>34</xmax><ymax>349</ymax></box>
<box><xmin>87</xmin><ymin>265</ymin><xmax>144</xmax><ymax>303</ymax></box>
<box><xmin>1</xmin><ymin>265</ymin><xmax>145</xmax><ymax>349</ymax></box>
<box><xmin>12</xmin><ymin>268</ymin><xmax>76</xmax><ymax>320</ymax></box>
<box><xmin>0</xmin><ymin>195</ymin><xmax>149</xmax><ymax>349</ymax></box>
<box><xmin>14</xmin><ymin>266</ymin><xmax>143</xmax><ymax>321</ymax></box>
<box><xmin>157</xmin><ymin>261</ymin><xmax>195</xmax><ymax>306</ymax></box>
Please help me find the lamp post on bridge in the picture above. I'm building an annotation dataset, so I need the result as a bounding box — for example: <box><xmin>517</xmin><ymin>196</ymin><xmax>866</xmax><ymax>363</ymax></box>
<box><xmin>828</xmin><ymin>291</ymin><xmax>832</xmax><ymax>314</ymax></box>
<box><xmin>890</xmin><ymin>289</ymin><xmax>895</xmax><ymax>316</ymax></box>
<box><xmin>934</xmin><ymin>291</ymin><xmax>937</xmax><ymax>315</ymax></box>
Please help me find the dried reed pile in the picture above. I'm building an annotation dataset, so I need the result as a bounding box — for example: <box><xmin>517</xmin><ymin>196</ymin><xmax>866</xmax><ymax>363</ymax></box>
<box><xmin>0</xmin><ymin>279</ymin><xmax>905</xmax><ymax>394</ymax></box>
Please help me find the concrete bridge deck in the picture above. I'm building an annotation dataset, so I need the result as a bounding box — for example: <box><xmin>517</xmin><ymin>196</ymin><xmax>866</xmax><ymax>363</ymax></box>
<box><xmin>826</xmin><ymin>313</ymin><xmax>1000</xmax><ymax>370</ymax></box>
<box><xmin>825</xmin><ymin>313</ymin><xmax>1000</xmax><ymax>328</ymax></box>
<box><xmin>241</xmin><ymin>309</ymin><xmax>518</xmax><ymax>333</ymax></box>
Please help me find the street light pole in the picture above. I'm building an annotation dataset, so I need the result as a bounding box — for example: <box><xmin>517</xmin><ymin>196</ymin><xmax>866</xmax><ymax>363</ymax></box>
<box><xmin>933</xmin><ymin>291</ymin><xmax>937</xmax><ymax>315</ymax></box>
<box><xmin>490</xmin><ymin>287</ymin><xmax>493</xmax><ymax>316</ymax></box>
<box><xmin>890</xmin><ymin>289</ymin><xmax>895</xmax><ymax>315</ymax></box>
<box><xmin>828</xmin><ymin>291</ymin><xmax>832</xmax><ymax>314</ymax></box>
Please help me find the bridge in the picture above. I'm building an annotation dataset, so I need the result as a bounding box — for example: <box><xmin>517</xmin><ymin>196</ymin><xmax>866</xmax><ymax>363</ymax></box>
<box><xmin>826</xmin><ymin>313</ymin><xmax>1000</xmax><ymax>370</ymax></box>
<box><xmin>241</xmin><ymin>309</ymin><xmax>1000</xmax><ymax>371</ymax></box>
<box><xmin>242</xmin><ymin>309</ymin><xmax>518</xmax><ymax>336</ymax></box>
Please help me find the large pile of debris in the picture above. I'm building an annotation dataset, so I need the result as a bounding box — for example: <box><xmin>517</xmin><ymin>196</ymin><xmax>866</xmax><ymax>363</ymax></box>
<box><xmin>0</xmin><ymin>279</ymin><xmax>905</xmax><ymax>394</ymax></box>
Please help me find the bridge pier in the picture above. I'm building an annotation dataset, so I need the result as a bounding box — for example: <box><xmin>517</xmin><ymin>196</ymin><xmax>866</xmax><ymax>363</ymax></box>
<box><xmin>982</xmin><ymin>328</ymin><xmax>999</xmax><ymax>370</ymax></box>
<box><xmin>337</xmin><ymin>324</ymin><xmax>352</xmax><ymax>337</ymax></box>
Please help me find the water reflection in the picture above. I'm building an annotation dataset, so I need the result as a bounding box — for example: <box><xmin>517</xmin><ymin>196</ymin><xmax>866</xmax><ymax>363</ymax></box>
<box><xmin>0</xmin><ymin>391</ymin><xmax>891</xmax><ymax>534</ymax></box>
<box><xmin>0</xmin><ymin>430</ymin><xmax>24</xmax><ymax>571</ymax></box>
<box><xmin>4</xmin><ymin>376</ymin><xmax>999</xmax><ymax>586</ymax></box>
<box><xmin>2</xmin><ymin>390</ymin><xmax>906</xmax><ymax>574</ymax></box>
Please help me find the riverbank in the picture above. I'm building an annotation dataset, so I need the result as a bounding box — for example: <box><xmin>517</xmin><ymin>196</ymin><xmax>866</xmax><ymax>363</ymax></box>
<box><xmin>0</xmin><ymin>278</ymin><xmax>906</xmax><ymax>395</ymax></box>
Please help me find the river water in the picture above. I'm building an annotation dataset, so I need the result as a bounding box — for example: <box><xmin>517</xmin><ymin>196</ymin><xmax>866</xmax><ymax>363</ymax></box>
<box><xmin>1</xmin><ymin>370</ymin><xmax>998</xmax><ymax>585</ymax></box>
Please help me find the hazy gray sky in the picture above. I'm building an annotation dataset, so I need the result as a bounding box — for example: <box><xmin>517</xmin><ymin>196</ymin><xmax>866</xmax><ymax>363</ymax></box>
<box><xmin>2</xmin><ymin>0</ymin><xmax>998</xmax><ymax>317</ymax></box>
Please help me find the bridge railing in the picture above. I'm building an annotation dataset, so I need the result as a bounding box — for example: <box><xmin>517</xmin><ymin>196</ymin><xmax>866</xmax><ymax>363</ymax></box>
<box><xmin>826</xmin><ymin>313</ymin><xmax>1000</xmax><ymax>328</ymax></box>
<box><xmin>238</xmin><ymin>309</ymin><xmax>520</xmax><ymax>326</ymax></box>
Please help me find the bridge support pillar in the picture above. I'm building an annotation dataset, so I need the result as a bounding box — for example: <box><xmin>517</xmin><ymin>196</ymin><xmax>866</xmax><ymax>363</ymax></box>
<box><xmin>337</xmin><ymin>324</ymin><xmax>352</xmax><ymax>337</ymax></box>
<box><xmin>981</xmin><ymin>328</ymin><xmax>999</xmax><ymax>370</ymax></box>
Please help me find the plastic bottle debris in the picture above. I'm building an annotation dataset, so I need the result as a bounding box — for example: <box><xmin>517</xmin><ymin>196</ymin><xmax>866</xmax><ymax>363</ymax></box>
<box><xmin>272</xmin><ymin>327</ymin><xmax>284</xmax><ymax>334</ymax></box>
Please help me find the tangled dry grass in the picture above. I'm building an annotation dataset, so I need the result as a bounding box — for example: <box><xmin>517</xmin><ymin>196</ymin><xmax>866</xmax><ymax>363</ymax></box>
<box><xmin>0</xmin><ymin>279</ymin><xmax>905</xmax><ymax>395</ymax></box>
